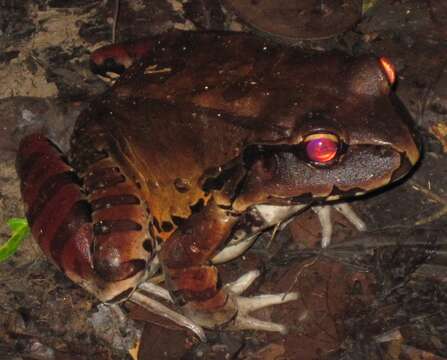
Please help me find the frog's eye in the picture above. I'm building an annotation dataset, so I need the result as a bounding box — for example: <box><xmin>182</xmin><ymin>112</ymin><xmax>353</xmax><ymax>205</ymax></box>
<box><xmin>303</xmin><ymin>133</ymin><xmax>339</xmax><ymax>164</ymax></box>
<box><xmin>379</xmin><ymin>57</ymin><xmax>396</xmax><ymax>85</ymax></box>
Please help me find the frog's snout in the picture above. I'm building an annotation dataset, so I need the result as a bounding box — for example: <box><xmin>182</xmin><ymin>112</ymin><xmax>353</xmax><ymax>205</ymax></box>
<box><xmin>389</xmin><ymin>133</ymin><xmax>420</xmax><ymax>182</ymax></box>
<box><xmin>407</xmin><ymin>133</ymin><xmax>422</xmax><ymax>167</ymax></box>
<box><xmin>391</xmin><ymin>154</ymin><xmax>415</xmax><ymax>183</ymax></box>
<box><xmin>392</xmin><ymin>128</ymin><xmax>421</xmax><ymax>168</ymax></box>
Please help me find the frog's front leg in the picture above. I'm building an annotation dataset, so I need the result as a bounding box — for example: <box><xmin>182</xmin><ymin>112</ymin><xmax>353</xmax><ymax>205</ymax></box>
<box><xmin>159</xmin><ymin>201</ymin><xmax>298</xmax><ymax>332</ymax></box>
<box><xmin>313</xmin><ymin>203</ymin><xmax>367</xmax><ymax>247</ymax></box>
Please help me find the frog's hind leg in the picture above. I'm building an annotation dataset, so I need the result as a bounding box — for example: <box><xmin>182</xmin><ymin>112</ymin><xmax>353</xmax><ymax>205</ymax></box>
<box><xmin>17</xmin><ymin>134</ymin><xmax>94</xmax><ymax>283</ymax></box>
<box><xmin>17</xmin><ymin>134</ymin><xmax>215</xmax><ymax>341</ymax></box>
<box><xmin>130</xmin><ymin>285</ymin><xmax>207</xmax><ymax>341</ymax></box>
<box><xmin>16</xmin><ymin>133</ymin><xmax>154</xmax><ymax>303</ymax></box>
<box><xmin>212</xmin><ymin>204</ymin><xmax>308</xmax><ymax>264</ymax></box>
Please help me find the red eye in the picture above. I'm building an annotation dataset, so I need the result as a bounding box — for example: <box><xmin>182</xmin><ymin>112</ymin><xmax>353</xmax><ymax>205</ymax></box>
<box><xmin>304</xmin><ymin>134</ymin><xmax>339</xmax><ymax>164</ymax></box>
<box><xmin>379</xmin><ymin>57</ymin><xmax>396</xmax><ymax>85</ymax></box>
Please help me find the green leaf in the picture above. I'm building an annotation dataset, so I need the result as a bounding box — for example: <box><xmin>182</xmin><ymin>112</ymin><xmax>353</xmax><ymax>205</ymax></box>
<box><xmin>0</xmin><ymin>218</ymin><xmax>30</xmax><ymax>262</ymax></box>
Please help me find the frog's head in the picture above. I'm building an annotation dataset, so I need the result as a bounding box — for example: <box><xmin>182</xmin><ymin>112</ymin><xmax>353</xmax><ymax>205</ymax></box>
<box><xmin>231</xmin><ymin>55</ymin><xmax>420</xmax><ymax>210</ymax></box>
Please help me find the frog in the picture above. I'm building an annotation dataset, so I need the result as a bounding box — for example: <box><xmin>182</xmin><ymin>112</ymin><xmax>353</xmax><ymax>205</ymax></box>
<box><xmin>16</xmin><ymin>31</ymin><xmax>420</xmax><ymax>339</ymax></box>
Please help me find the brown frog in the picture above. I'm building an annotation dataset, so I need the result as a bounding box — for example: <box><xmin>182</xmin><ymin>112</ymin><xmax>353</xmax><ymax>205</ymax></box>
<box><xmin>16</xmin><ymin>31</ymin><xmax>420</xmax><ymax>339</ymax></box>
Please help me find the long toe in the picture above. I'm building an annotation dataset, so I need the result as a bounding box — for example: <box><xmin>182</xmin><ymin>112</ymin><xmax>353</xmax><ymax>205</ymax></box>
<box><xmin>232</xmin><ymin>315</ymin><xmax>288</xmax><ymax>334</ymax></box>
<box><xmin>225</xmin><ymin>270</ymin><xmax>261</xmax><ymax>295</ymax></box>
<box><xmin>225</xmin><ymin>291</ymin><xmax>299</xmax><ymax>333</ymax></box>
<box><xmin>236</xmin><ymin>292</ymin><xmax>299</xmax><ymax>313</ymax></box>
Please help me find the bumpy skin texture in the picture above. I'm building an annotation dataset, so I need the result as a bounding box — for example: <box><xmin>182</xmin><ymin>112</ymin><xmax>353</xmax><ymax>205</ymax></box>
<box><xmin>17</xmin><ymin>31</ymin><xmax>419</xmax><ymax>326</ymax></box>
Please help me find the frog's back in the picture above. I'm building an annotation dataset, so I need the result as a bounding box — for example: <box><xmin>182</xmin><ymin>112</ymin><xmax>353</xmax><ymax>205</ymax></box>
<box><xmin>92</xmin><ymin>30</ymin><xmax>351</xmax><ymax>180</ymax></box>
<box><xmin>71</xmin><ymin>31</ymin><xmax>377</xmax><ymax>234</ymax></box>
